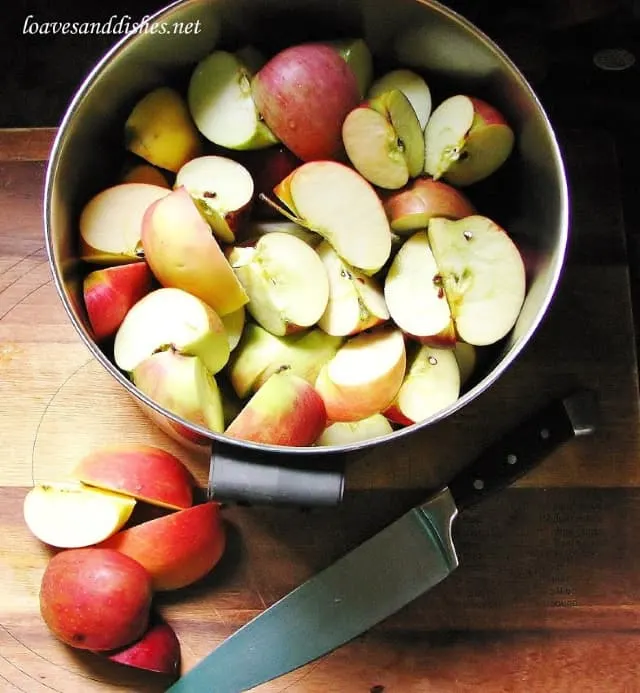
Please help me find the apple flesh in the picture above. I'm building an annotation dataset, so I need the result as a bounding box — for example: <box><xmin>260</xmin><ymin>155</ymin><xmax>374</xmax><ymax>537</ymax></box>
<box><xmin>227</xmin><ymin>232</ymin><xmax>329</xmax><ymax>337</ymax></box>
<box><xmin>225</xmin><ymin>371</ymin><xmax>327</xmax><ymax>446</ymax></box>
<box><xmin>125</xmin><ymin>86</ymin><xmax>202</xmax><ymax>173</ymax></box>
<box><xmin>23</xmin><ymin>482</ymin><xmax>136</xmax><ymax>549</ymax></box>
<box><xmin>83</xmin><ymin>262</ymin><xmax>153</xmax><ymax>342</ymax></box>
<box><xmin>74</xmin><ymin>445</ymin><xmax>194</xmax><ymax>511</ymax></box>
<box><xmin>131</xmin><ymin>351</ymin><xmax>225</xmax><ymax>434</ymax></box>
<box><xmin>141</xmin><ymin>186</ymin><xmax>249</xmax><ymax>317</ymax></box>
<box><xmin>99</xmin><ymin>502</ymin><xmax>225</xmax><ymax>591</ymax></box>
<box><xmin>188</xmin><ymin>50</ymin><xmax>278</xmax><ymax>150</ymax></box>
<box><xmin>424</xmin><ymin>95</ymin><xmax>515</xmax><ymax>186</ymax></box>
<box><xmin>40</xmin><ymin>548</ymin><xmax>152</xmax><ymax>651</ymax></box>
<box><xmin>174</xmin><ymin>155</ymin><xmax>254</xmax><ymax>244</ymax></box>
<box><xmin>342</xmin><ymin>89</ymin><xmax>424</xmax><ymax>190</ymax></box>
<box><xmin>268</xmin><ymin>161</ymin><xmax>392</xmax><ymax>274</ymax></box>
<box><xmin>114</xmin><ymin>287</ymin><xmax>230</xmax><ymax>375</ymax></box>
<box><xmin>368</xmin><ymin>68</ymin><xmax>432</xmax><ymax>130</ymax></box>
<box><xmin>252</xmin><ymin>43</ymin><xmax>360</xmax><ymax>162</ymax></box>
<box><xmin>315</xmin><ymin>328</ymin><xmax>406</xmax><ymax>422</ymax></box>
<box><xmin>382</xmin><ymin>177</ymin><xmax>476</xmax><ymax>234</ymax></box>
<box><xmin>384</xmin><ymin>230</ymin><xmax>455</xmax><ymax>347</ymax></box>
<box><xmin>317</xmin><ymin>240</ymin><xmax>389</xmax><ymax>337</ymax></box>
<box><xmin>229</xmin><ymin>323</ymin><xmax>341</xmax><ymax>398</ymax></box>
<box><xmin>385</xmin><ymin>344</ymin><xmax>461</xmax><ymax>425</ymax></box>
<box><xmin>428</xmin><ymin>215</ymin><xmax>526</xmax><ymax>346</ymax></box>
<box><xmin>79</xmin><ymin>183</ymin><xmax>169</xmax><ymax>265</ymax></box>
<box><xmin>222</xmin><ymin>306</ymin><xmax>246</xmax><ymax>352</ymax></box>
<box><xmin>316</xmin><ymin>414</ymin><xmax>393</xmax><ymax>446</ymax></box>
<box><xmin>102</xmin><ymin>616</ymin><xmax>180</xmax><ymax>677</ymax></box>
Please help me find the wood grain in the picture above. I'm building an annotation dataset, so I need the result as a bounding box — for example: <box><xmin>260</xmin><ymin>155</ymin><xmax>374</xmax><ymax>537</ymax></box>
<box><xmin>0</xmin><ymin>127</ymin><xmax>638</xmax><ymax>691</ymax></box>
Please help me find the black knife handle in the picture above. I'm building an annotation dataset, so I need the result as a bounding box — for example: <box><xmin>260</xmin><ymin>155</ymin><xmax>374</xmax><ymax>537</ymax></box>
<box><xmin>448</xmin><ymin>389</ymin><xmax>598</xmax><ymax>512</ymax></box>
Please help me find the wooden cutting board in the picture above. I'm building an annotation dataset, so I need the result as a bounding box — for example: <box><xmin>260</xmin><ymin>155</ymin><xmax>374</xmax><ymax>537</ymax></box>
<box><xmin>1</xmin><ymin>127</ymin><xmax>639</xmax><ymax>692</ymax></box>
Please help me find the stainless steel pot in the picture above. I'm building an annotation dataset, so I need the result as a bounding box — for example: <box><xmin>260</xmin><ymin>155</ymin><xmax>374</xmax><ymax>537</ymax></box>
<box><xmin>44</xmin><ymin>0</ymin><xmax>569</xmax><ymax>506</ymax></box>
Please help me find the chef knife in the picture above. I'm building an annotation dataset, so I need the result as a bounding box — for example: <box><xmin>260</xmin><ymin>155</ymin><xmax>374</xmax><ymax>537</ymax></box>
<box><xmin>168</xmin><ymin>389</ymin><xmax>598</xmax><ymax>693</ymax></box>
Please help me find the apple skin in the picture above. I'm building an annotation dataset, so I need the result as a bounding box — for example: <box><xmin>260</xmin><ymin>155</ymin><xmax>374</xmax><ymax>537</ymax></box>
<box><xmin>225</xmin><ymin>371</ymin><xmax>327</xmax><ymax>447</ymax></box>
<box><xmin>141</xmin><ymin>186</ymin><xmax>249</xmax><ymax>317</ymax></box>
<box><xmin>74</xmin><ymin>445</ymin><xmax>194</xmax><ymax>511</ymax></box>
<box><xmin>98</xmin><ymin>502</ymin><xmax>225</xmax><ymax>592</ymax></box>
<box><xmin>252</xmin><ymin>43</ymin><xmax>360</xmax><ymax>162</ymax></box>
<box><xmin>102</xmin><ymin>616</ymin><xmax>180</xmax><ymax>677</ymax></box>
<box><xmin>40</xmin><ymin>548</ymin><xmax>152</xmax><ymax>651</ymax></box>
<box><xmin>120</xmin><ymin>163</ymin><xmax>171</xmax><ymax>188</ymax></box>
<box><xmin>382</xmin><ymin>177</ymin><xmax>476</xmax><ymax>234</ymax></box>
<box><xmin>83</xmin><ymin>262</ymin><xmax>153</xmax><ymax>342</ymax></box>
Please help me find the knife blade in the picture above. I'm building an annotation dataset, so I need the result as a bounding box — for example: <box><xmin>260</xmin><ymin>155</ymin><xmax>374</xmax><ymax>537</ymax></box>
<box><xmin>168</xmin><ymin>389</ymin><xmax>598</xmax><ymax>693</ymax></box>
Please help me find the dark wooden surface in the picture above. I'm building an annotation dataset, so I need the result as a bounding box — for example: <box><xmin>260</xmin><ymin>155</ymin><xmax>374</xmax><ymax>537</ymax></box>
<box><xmin>1</xmin><ymin>127</ymin><xmax>639</xmax><ymax>691</ymax></box>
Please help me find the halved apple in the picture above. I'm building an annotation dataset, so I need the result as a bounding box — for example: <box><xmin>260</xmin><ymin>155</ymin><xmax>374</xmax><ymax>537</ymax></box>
<box><xmin>80</xmin><ymin>183</ymin><xmax>169</xmax><ymax>265</ymax></box>
<box><xmin>315</xmin><ymin>328</ymin><xmax>406</xmax><ymax>422</ymax></box>
<box><xmin>188</xmin><ymin>50</ymin><xmax>278</xmax><ymax>150</ymax></box>
<box><xmin>225</xmin><ymin>371</ymin><xmax>327</xmax><ymax>447</ymax></box>
<box><xmin>23</xmin><ymin>482</ymin><xmax>136</xmax><ymax>549</ymax></box>
<box><xmin>424</xmin><ymin>95</ymin><xmax>515</xmax><ymax>186</ymax></box>
<box><xmin>174</xmin><ymin>155</ymin><xmax>254</xmax><ymax>244</ymax></box>
<box><xmin>113</xmin><ymin>287</ymin><xmax>230</xmax><ymax>374</ymax></box>
<box><xmin>385</xmin><ymin>344</ymin><xmax>461</xmax><ymax>425</ymax></box>
<box><xmin>342</xmin><ymin>89</ymin><xmax>424</xmax><ymax>189</ymax></box>
<box><xmin>74</xmin><ymin>445</ymin><xmax>193</xmax><ymax>511</ymax></box>
<box><xmin>384</xmin><ymin>230</ymin><xmax>456</xmax><ymax>347</ymax></box>
<box><xmin>317</xmin><ymin>240</ymin><xmax>389</xmax><ymax>337</ymax></box>
<box><xmin>316</xmin><ymin>414</ymin><xmax>393</xmax><ymax>446</ymax></box>
<box><xmin>265</xmin><ymin>161</ymin><xmax>392</xmax><ymax>274</ymax></box>
<box><xmin>227</xmin><ymin>232</ymin><xmax>329</xmax><ymax>336</ymax></box>
<box><xmin>229</xmin><ymin>323</ymin><xmax>341</xmax><ymax>398</ymax></box>
<box><xmin>141</xmin><ymin>186</ymin><xmax>249</xmax><ymax>316</ymax></box>
<box><xmin>132</xmin><ymin>351</ymin><xmax>225</xmax><ymax>434</ymax></box>
<box><xmin>368</xmin><ymin>68</ymin><xmax>432</xmax><ymax>129</ymax></box>
<box><xmin>382</xmin><ymin>176</ymin><xmax>475</xmax><ymax>234</ymax></box>
<box><xmin>428</xmin><ymin>215</ymin><xmax>526</xmax><ymax>346</ymax></box>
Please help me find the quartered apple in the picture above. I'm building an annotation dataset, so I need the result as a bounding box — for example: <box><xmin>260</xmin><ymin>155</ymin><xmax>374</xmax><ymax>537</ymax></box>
<box><xmin>368</xmin><ymin>68</ymin><xmax>432</xmax><ymax>129</ymax></box>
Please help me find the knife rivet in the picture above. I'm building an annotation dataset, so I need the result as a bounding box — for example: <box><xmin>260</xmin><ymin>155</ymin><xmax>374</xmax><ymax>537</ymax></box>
<box><xmin>473</xmin><ymin>479</ymin><xmax>484</xmax><ymax>490</ymax></box>
<box><xmin>507</xmin><ymin>453</ymin><xmax>517</xmax><ymax>465</ymax></box>
<box><xmin>540</xmin><ymin>428</ymin><xmax>550</xmax><ymax>439</ymax></box>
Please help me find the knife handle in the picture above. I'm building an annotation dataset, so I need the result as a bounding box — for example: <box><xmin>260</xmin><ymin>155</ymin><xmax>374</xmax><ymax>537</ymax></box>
<box><xmin>448</xmin><ymin>389</ymin><xmax>598</xmax><ymax>512</ymax></box>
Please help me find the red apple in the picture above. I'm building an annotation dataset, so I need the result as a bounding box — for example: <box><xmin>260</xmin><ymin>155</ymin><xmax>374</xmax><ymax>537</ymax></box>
<box><xmin>252</xmin><ymin>43</ymin><xmax>360</xmax><ymax>162</ymax></box>
<box><xmin>83</xmin><ymin>262</ymin><xmax>153</xmax><ymax>341</ymax></box>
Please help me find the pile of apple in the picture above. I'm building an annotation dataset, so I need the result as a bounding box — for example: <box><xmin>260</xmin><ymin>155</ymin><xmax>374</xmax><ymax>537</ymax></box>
<box><xmin>24</xmin><ymin>445</ymin><xmax>226</xmax><ymax>678</ymax></box>
<box><xmin>79</xmin><ymin>37</ymin><xmax>525</xmax><ymax>448</ymax></box>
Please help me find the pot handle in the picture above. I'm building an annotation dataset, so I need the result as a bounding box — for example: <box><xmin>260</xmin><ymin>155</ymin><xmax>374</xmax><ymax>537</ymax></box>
<box><xmin>208</xmin><ymin>444</ymin><xmax>345</xmax><ymax>506</ymax></box>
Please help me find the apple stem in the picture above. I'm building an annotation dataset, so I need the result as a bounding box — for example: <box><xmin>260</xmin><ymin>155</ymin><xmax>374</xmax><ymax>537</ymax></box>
<box><xmin>257</xmin><ymin>193</ymin><xmax>304</xmax><ymax>225</ymax></box>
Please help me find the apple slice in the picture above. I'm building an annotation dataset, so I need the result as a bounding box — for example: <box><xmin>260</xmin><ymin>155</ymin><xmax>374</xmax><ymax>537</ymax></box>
<box><xmin>317</xmin><ymin>240</ymin><xmax>389</xmax><ymax>337</ymax></box>
<box><xmin>125</xmin><ymin>86</ymin><xmax>202</xmax><ymax>173</ymax></box>
<box><xmin>83</xmin><ymin>262</ymin><xmax>153</xmax><ymax>342</ymax></box>
<box><xmin>342</xmin><ymin>89</ymin><xmax>424</xmax><ymax>189</ymax></box>
<box><xmin>385</xmin><ymin>344</ymin><xmax>461</xmax><ymax>425</ymax></box>
<box><xmin>113</xmin><ymin>287</ymin><xmax>230</xmax><ymax>374</ymax></box>
<box><xmin>315</xmin><ymin>328</ymin><xmax>406</xmax><ymax>422</ymax></box>
<box><xmin>188</xmin><ymin>50</ymin><xmax>278</xmax><ymax>150</ymax></box>
<box><xmin>174</xmin><ymin>155</ymin><xmax>254</xmax><ymax>244</ymax></box>
<box><xmin>384</xmin><ymin>230</ymin><xmax>456</xmax><ymax>347</ymax></box>
<box><xmin>428</xmin><ymin>215</ymin><xmax>526</xmax><ymax>346</ymax></box>
<box><xmin>225</xmin><ymin>371</ymin><xmax>327</xmax><ymax>447</ymax></box>
<box><xmin>23</xmin><ymin>482</ymin><xmax>136</xmax><ymax>549</ymax></box>
<box><xmin>131</xmin><ymin>351</ymin><xmax>225</xmax><ymax>434</ymax></box>
<box><xmin>103</xmin><ymin>616</ymin><xmax>180</xmax><ymax>677</ymax></box>
<box><xmin>266</xmin><ymin>161</ymin><xmax>392</xmax><ymax>274</ymax></box>
<box><xmin>80</xmin><ymin>183</ymin><xmax>169</xmax><ymax>265</ymax></box>
<box><xmin>227</xmin><ymin>232</ymin><xmax>329</xmax><ymax>337</ymax></box>
<box><xmin>98</xmin><ymin>502</ymin><xmax>225</xmax><ymax>591</ymax></box>
<box><xmin>424</xmin><ymin>95</ymin><xmax>515</xmax><ymax>186</ymax></box>
<box><xmin>316</xmin><ymin>414</ymin><xmax>393</xmax><ymax>446</ymax></box>
<box><xmin>252</xmin><ymin>43</ymin><xmax>360</xmax><ymax>162</ymax></box>
<box><xmin>368</xmin><ymin>68</ymin><xmax>432</xmax><ymax>129</ymax></box>
<box><xmin>141</xmin><ymin>186</ymin><xmax>249</xmax><ymax>316</ymax></box>
<box><xmin>454</xmin><ymin>341</ymin><xmax>477</xmax><ymax>386</ymax></box>
<box><xmin>328</xmin><ymin>38</ymin><xmax>374</xmax><ymax>98</ymax></box>
<box><xmin>74</xmin><ymin>445</ymin><xmax>193</xmax><ymax>511</ymax></box>
<box><xmin>229</xmin><ymin>323</ymin><xmax>342</xmax><ymax>398</ymax></box>
<box><xmin>221</xmin><ymin>306</ymin><xmax>246</xmax><ymax>352</ymax></box>
<box><xmin>382</xmin><ymin>177</ymin><xmax>476</xmax><ymax>234</ymax></box>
